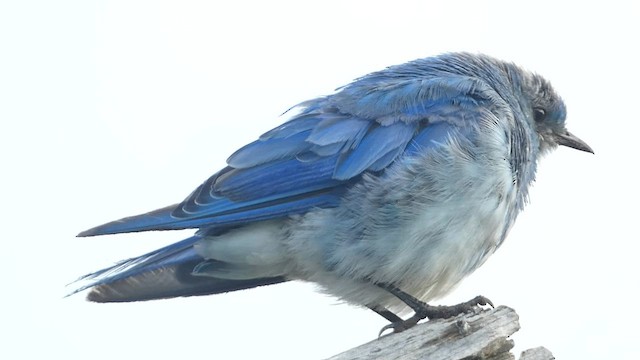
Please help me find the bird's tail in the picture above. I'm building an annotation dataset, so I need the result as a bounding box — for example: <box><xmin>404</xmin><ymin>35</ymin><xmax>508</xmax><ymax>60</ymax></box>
<box><xmin>68</xmin><ymin>235</ymin><xmax>286</xmax><ymax>302</ymax></box>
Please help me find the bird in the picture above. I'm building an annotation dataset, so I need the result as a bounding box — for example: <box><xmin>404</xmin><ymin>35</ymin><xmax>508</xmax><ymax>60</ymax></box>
<box><xmin>72</xmin><ymin>52</ymin><xmax>593</xmax><ymax>334</ymax></box>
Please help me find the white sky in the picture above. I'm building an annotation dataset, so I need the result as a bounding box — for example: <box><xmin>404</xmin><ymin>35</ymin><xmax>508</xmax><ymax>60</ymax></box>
<box><xmin>1</xmin><ymin>1</ymin><xmax>638</xmax><ymax>359</ymax></box>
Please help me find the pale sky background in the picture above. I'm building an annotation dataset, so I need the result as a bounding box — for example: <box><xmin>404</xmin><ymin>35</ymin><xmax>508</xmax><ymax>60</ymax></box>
<box><xmin>1</xmin><ymin>1</ymin><xmax>638</xmax><ymax>359</ymax></box>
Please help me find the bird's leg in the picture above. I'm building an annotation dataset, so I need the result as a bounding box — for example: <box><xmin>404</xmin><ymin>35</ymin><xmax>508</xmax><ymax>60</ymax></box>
<box><xmin>367</xmin><ymin>304</ymin><xmax>404</xmax><ymax>323</ymax></box>
<box><xmin>376</xmin><ymin>282</ymin><xmax>493</xmax><ymax>336</ymax></box>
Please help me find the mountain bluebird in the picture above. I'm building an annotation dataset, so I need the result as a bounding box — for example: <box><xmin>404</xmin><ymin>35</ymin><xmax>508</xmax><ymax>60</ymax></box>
<box><xmin>73</xmin><ymin>52</ymin><xmax>593</xmax><ymax>334</ymax></box>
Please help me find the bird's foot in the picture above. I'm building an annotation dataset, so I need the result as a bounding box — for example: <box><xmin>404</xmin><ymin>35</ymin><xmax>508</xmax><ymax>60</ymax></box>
<box><xmin>377</xmin><ymin>295</ymin><xmax>493</xmax><ymax>337</ymax></box>
<box><xmin>420</xmin><ymin>295</ymin><xmax>494</xmax><ymax>320</ymax></box>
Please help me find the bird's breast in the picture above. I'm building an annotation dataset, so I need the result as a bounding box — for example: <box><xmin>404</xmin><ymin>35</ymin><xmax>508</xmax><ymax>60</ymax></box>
<box><xmin>328</xmin><ymin>137</ymin><xmax>518</xmax><ymax>301</ymax></box>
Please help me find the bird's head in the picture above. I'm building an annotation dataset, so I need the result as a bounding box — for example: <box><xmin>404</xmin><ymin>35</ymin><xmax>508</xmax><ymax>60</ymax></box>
<box><xmin>523</xmin><ymin>74</ymin><xmax>593</xmax><ymax>156</ymax></box>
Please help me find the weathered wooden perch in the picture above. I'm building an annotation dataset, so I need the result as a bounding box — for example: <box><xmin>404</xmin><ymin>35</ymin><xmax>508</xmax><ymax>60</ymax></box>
<box><xmin>326</xmin><ymin>306</ymin><xmax>554</xmax><ymax>360</ymax></box>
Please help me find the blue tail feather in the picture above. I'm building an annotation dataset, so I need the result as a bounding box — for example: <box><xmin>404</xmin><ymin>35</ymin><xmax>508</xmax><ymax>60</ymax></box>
<box><xmin>70</xmin><ymin>235</ymin><xmax>287</xmax><ymax>302</ymax></box>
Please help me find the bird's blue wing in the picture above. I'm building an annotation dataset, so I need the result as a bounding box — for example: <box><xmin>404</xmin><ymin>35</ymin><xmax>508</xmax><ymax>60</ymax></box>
<box><xmin>79</xmin><ymin>76</ymin><xmax>493</xmax><ymax>237</ymax></box>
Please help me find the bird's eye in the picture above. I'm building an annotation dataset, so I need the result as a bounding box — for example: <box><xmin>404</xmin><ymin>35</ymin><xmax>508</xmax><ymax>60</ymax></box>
<box><xmin>533</xmin><ymin>108</ymin><xmax>546</xmax><ymax>123</ymax></box>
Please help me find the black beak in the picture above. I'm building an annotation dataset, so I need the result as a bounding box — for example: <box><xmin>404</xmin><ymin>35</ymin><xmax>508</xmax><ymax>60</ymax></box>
<box><xmin>556</xmin><ymin>130</ymin><xmax>594</xmax><ymax>154</ymax></box>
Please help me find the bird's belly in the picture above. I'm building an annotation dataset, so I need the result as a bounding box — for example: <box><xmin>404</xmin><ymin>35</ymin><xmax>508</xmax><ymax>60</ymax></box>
<box><xmin>385</xmin><ymin>193</ymin><xmax>512</xmax><ymax>302</ymax></box>
<box><xmin>283</xmin><ymin>184</ymin><xmax>515</xmax><ymax>311</ymax></box>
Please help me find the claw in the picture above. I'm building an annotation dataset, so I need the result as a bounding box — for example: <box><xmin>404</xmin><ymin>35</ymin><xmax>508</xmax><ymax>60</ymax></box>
<box><xmin>378</xmin><ymin>323</ymin><xmax>397</xmax><ymax>338</ymax></box>
<box><xmin>472</xmin><ymin>295</ymin><xmax>493</xmax><ymax>308</ymax></box>
<box><xmin>377</xmin><ymin>314</ymin><xmax>422</xmax><ymax>337</ymax></box>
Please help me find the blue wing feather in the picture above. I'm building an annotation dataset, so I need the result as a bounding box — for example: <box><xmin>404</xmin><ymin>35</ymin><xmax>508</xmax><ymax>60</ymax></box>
<box><xmin>80</xmin><ymin>66</ymin><xmax>497</xmax><ymax>238</ymax></box>
<box><xmin>308</xmin><ymin>142</ymin><xmax>345</xmax><ymax>157</ymax></box>
<box><xmin>259</xmin><ymin>113</ymin><xmax>321</xmax><ymax>140</ymax></box>
<box><xmin>79</xmin><ymin>189</ymin><xmax>342</xmax><ymax>236</ymax></box>
<box><xmin>334</xmin><ymin>121</ymin><xmax>418</xmax><ymax>180</ymax></box>
<box><xmin>214</xmin><ymin>156</ymin><xmax>341</xmax><ymax>201</ymax></box>
<box><xmin>406</xmin><ymin>121</ymin><xmax>457</xmax><ymax>155</ymax></box>
<box><xmin>227</xmin><ymin>130</ymin><xmax>312</xmax><ymax>169</ymax></box>
<box><xmin>368</xmin><ymin>147</ymin><xmax>406</xmax><ymax>172</ymax></box>
<box><xmin>307</xmin><ymin>116</ymin><xmax>371</xmax><ymax>146</ymax></box>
